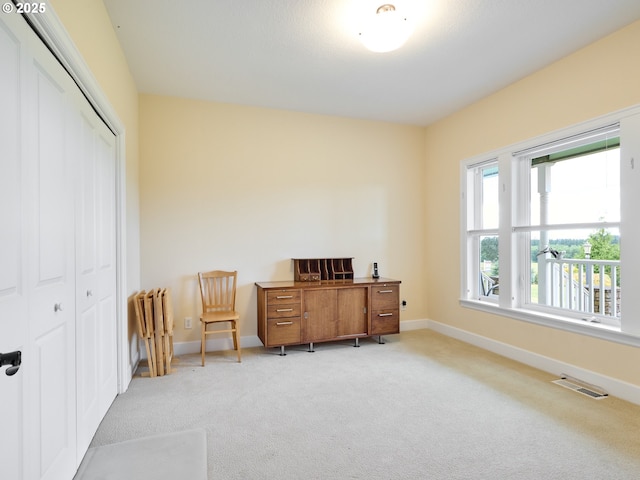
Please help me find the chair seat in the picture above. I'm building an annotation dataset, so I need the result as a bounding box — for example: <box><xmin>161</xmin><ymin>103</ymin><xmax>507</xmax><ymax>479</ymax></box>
<box><xmin>200</xmin><ymin>310</ymin><xmax>239</xmax><ymax>323</ymax></box>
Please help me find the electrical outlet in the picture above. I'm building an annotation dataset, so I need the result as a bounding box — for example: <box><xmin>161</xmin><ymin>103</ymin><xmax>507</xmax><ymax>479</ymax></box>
<box><xmin>184</xmin><ymin>317</ymin><xmax>192</xmax><ymax>329</ymax></box>
<box><xmin>401</xmin><ymin>300</ymin><xmax>407</xmax><ymax>311</ymax></box>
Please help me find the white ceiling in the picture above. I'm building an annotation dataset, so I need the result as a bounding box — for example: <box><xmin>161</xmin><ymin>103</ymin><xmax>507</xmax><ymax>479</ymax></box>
<box><xmin>102</xmin><ymin>0</ymin><xmax>640</xmax><ymax>126</ymax></box>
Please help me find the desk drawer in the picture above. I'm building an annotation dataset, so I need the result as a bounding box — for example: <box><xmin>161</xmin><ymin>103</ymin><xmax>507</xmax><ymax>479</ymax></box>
<box><xmin>267</xmin><ymin>290</ymin><xmax>301</xmax><ymax>305</ymax></box>
<box><xmin>267</xmin><ymin>317</ymin><xmax>301</xmax><ymax>346</ymax></box>
<box><xmin>267</xmin><ymin>303</ymin><xmax>301</xmax><ymax>318</ymax></box>
<box><xmin>371</xmin><ymin>285</ymin><xmax>399</xmax><ymax>310</ymax></box>
<box><xmin>371</xmin><ymin>309</ymin><xmax>399</xmax><ymax>335</ymax></box>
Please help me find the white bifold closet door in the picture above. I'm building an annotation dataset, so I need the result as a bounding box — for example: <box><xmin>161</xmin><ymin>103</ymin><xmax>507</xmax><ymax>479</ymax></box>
<box><xmin>0</xmin><ymin>11</ymin><xmax>117</xmax><ymax>480</ymax></box>
<box><xmin>0</xmin><ymin>12</ymin><xmax>30</xmax><ymax>480</ymax></box>
<box><xmin>74</xmin><ymin>91</ymin><xmax>118</xmax><ymax>461</ymax></box>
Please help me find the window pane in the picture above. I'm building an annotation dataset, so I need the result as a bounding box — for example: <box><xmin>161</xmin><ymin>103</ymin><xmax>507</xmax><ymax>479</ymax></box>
<box><xmin>529</xmin><ymin>228</ymin><xmax>620</xmax><ymax>322</ymax></box>
<box><xmin>530</xmin><ymin>147</ymin><xmax>619</xmax><ymax>225</ymax></box>
<box><xmin>481</xmin><ymin>165</ymin><xmax>499</xmax><ymax>229</ymax></box>
<box><xmin>479</xmin><ymin>235</ymin><xmax>499</xmax><ymax>297</ymax></box>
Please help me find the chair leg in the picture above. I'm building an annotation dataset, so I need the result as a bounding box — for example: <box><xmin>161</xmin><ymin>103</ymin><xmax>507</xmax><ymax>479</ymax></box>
<box><xmin>231</xmin><ymin>321</ymin><xmax>238</xmax><ymax>351</ymax></box>
<box><xmin>201</xmin><ymin>321</ymin><xmax>206</xmax><ymax>367</ymax></box>
<box><xmin>234</xmin><ymin>323</ymin><xmax>241</xmax><ymax>363</ymax></box>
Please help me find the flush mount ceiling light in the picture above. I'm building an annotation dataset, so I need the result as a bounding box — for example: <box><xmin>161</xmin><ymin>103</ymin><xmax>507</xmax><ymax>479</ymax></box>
<box><xmin>359</xmin><ymin>4</ymin><xmax>412</xmax><ymax>53</ymax></box>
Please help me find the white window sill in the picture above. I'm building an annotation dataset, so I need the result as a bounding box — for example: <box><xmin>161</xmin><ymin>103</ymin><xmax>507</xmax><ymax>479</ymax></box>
<box><xmin>460</xmin><ymin>298</ymin><xmax>640</xmax><ymax>348</ymax></box>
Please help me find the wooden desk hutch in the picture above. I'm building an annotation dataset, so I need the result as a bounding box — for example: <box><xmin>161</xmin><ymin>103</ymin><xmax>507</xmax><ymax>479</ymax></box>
<box><xmin>256</xmin><ymin>258</ymin><xmax>401</xmax><ymax>355</ymax></box>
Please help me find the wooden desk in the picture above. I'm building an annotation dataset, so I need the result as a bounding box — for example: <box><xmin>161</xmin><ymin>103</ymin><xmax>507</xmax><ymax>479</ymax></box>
<box><xmin>255</xmin><ymin>278</ymin><xmax>401</xmax><ymax>354</ymax></box>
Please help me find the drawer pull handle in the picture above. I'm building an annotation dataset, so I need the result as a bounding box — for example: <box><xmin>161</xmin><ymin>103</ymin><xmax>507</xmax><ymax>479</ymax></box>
<box><xmin>378</xmin><ymin>313</ymin><xmax>393</xmax><ymax>317</ymax></box>
<box><xmin>276</xmin><ymin>295</ymin><xmax>293</xmax><ymax>299</ymax></box>
<box><xmin>378</xmin><ymin>290</ymin><xmax>394</xmax><ymax>293</ymax></box>
<box><xmin>276</xmin><ymin>308</ymin><xmax>293</xmax><ymax>312</ymax></box>
<box><xmin>276</xmin><ymin>321</ymin><xmax>294</xmax><ymax>326</ymax></box>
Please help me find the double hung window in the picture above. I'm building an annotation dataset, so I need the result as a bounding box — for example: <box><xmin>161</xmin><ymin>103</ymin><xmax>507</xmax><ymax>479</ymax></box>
<box><xmin>461</xmin><ymin>108</ymin><xmax>640</xmax><ymax>341</ymax></box>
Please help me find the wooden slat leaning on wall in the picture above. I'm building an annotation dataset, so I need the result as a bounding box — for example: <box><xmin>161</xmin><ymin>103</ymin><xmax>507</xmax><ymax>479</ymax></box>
<box><xmin>162</xmin><ymin>288</ymin><xmax>175</xmax><ymax>374</ymax></box>
<box><xmin>133</xmin><ymin>291</ymin><xmax>156</xmax><ymax>377</ymax></box>
<box><xmin>133</xmin><ymin>288</ymin><xmax>175</xmax><ymax>377</ymax></box>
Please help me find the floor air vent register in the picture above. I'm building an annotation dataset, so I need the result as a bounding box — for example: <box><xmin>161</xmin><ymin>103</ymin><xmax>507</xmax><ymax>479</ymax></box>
<box><xmin>552</xmin><ymin>374</ymin><xmax>608</xmax><ymax>399</ymax></box>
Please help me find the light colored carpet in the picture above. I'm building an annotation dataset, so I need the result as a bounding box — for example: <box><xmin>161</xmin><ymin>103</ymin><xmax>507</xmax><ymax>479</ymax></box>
<box><xmin>74</xmin><ymin>428</ymin><xmax>207</xmax><ymax>480</ymax></box>
<box><xmin>87</xmin><ymin>329</ymin><xmax>640</xmax><ymax>479</ymax></box>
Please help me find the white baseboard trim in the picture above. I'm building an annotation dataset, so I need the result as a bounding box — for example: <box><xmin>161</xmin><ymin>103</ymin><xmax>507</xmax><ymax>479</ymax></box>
<box><xmin>400</xmin><ymin>318</ymin><xmax>430</xmax><ymax>331</ymax></box>
<box><xmin>140</xmin><ymin>335</ymin><xmax>264</xmax><ymax>360</ymax></box>
<box><xmin>427</xmin><ymin>320</ymin><xmax>640</xmax><ymax>406</ymax></box>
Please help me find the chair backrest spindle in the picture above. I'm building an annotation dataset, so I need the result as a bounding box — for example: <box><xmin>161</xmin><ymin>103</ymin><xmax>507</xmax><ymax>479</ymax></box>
<box><xmin>198</xmin><ymin>270</ymin><xmax>237</xmax><ymax>313</ymax></box>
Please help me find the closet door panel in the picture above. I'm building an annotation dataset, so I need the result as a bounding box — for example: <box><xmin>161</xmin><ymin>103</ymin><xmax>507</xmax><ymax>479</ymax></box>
<box><xmin>0</xmin><ymin>23</ymin><xmax>22</xmax><ymax>296</ymax></box>
<box><xmin>28</xmin><ymin>56</ymin><xmax>76</xmax><ymax>480</ymax></box>
<box><xmin>0</xmin><ymin>17</ymin><xmax>27</xmax><ymax>480</ymax></box>
<box><xmin>93</xmin><ymin>119</ymin><xmax>118</xmax><ymax>419</ymax></box>
<box><xmin>75</xmin><ymin>109</ymin><xmax>100</xmax><ymax>457</ymax></box>
<box><xmin>75</xmin><ymin>104</ymin><xmax>118</xmax><ymax>455</ymax></box>
<box><xmin>98</xmin><ymin>294</ymin><xmax>117</xmax><ymax>413</ymax></box>
<box><xmin>78</xmin><ymin>112</ymin><xmax>97</xmax><ymax>282</ymax></box>
<box><xmin>76</xmin><ymin>298</ymin><xmax>99</xmax><ymax>459</ymax></box>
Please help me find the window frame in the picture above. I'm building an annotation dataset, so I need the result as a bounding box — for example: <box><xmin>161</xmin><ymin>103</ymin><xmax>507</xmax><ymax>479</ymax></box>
<box><xmin>460</xmin><ymin>106</ymin><xmax>640</xmax><ymax>348</ymax></box>
<box><xmin>515</xmin><ymin>126</ymin><xmax>621</xmax><ymax>328</ymax></box>
<box><xmin>463</xmin><ymin>159</ymin><xmax>500</xmax><ymax>304</ymax></box>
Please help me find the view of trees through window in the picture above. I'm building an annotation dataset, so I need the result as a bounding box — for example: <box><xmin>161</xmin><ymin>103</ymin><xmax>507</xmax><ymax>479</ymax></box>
<box><xmin>480</xmin><ymin>230</ymin><xmax>620</xmax><ymax>266</ymax></box>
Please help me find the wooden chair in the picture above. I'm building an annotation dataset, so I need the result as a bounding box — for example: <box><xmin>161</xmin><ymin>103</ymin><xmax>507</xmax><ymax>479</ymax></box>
<box><xmin>198</xmin><ymin>270</ymin><xmax>241</xmax><ymax>366</ymax></box>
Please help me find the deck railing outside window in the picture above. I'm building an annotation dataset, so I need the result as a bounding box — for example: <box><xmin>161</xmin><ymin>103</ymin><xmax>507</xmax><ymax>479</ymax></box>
<box><xmin>547</xmin><ymin>257</ymin><xmax>620</xmax><ymax>318</ymax></box>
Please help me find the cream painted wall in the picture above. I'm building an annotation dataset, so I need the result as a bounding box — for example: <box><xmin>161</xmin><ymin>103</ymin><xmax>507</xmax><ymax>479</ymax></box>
<box><xmin>424</xmin><ymin>20</ymin><xmax>640</xmax><ymax>387</ymax></box>
<box><xmin>139</xmin><ymin>95</ymin><xmax>426</xmax><ymax>344</ymax></box>
<box><xmin>49</xmin><ymin>0</ymin><xmax>141</xmax><ymax>357</ymax></box>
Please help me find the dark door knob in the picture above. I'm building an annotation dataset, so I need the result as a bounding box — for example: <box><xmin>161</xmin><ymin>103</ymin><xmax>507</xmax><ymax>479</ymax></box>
<box><xmin>0</xmin><ymin>351</ymin><xmax>21</xmax><ymax>376</ymax></box>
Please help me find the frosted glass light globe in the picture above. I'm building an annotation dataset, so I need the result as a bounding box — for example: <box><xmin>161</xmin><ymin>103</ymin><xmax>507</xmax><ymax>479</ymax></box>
<box><xmin>359</xmin><ymin>5</ymin><xmax>412</xmax><ymax>53</ymax></box>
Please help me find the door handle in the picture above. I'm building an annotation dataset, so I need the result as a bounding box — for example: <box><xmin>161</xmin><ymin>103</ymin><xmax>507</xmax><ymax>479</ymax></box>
<box><xmin>0</xmin><ymin>350</ymin><xmax>21</xmax><ymax>376</ymax></box>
